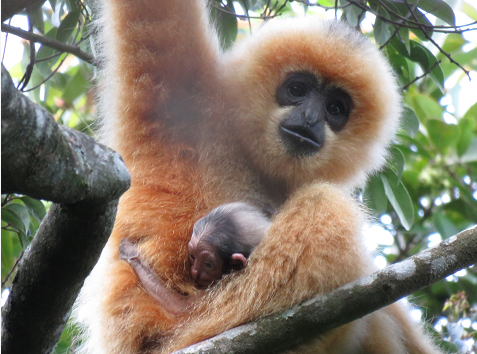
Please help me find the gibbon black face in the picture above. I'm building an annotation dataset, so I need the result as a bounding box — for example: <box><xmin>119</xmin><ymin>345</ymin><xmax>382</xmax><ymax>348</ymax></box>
<box><xmin>276</xmin><ymin>72</ymin><xmax>352</xmax><ymax>157</ymax></box>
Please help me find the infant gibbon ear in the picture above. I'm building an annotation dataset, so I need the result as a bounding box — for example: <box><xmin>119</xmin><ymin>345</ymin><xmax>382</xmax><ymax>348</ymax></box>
<box><xmin>230</xmin><ymin>253</ymin><xmax>248</xmax><ymax>270</ymax></box>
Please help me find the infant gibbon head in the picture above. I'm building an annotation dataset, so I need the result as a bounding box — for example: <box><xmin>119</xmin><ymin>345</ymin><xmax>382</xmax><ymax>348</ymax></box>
<box><xmin>219</xmin><ymin>19</ymin><xmax>401</xmax><ymax>190</ymax></box>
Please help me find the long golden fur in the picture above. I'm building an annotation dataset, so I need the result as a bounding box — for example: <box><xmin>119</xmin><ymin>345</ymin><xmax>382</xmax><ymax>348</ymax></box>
<box><xmin>74</xmin><ymin>1</ymin><xmax>442</xmax><ymax>353</ymax></box>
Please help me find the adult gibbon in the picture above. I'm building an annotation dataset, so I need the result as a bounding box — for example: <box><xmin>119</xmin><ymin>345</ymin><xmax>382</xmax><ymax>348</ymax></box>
<box><xmin>74</xmin><ymin>1</ymin><xmax>442</xmax><ymax>353</ymax></box>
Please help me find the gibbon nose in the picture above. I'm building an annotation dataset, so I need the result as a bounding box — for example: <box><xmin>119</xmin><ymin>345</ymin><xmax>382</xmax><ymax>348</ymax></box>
<box><xmin>302</xmin><ymin>107</ymin><xmax>321</xmax><ymax>125</ymax></box>
<box><xmin>191</xmin><ymin>267</ymin><xmax>199</xmax><ymax>280</ymax></box>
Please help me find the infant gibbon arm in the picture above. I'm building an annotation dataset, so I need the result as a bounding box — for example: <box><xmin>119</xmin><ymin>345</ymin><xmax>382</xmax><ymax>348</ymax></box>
<box><xmin>119</xmin><ymin>237</ymin><xmax>202</xmax><ymax>316</ymax></box>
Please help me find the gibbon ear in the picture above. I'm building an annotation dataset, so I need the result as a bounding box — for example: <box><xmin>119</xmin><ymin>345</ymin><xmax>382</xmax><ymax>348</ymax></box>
<box><xmin>230</xmin><ymin>253</ymin><xmax>248</xmax><ymax>270</ymax></box>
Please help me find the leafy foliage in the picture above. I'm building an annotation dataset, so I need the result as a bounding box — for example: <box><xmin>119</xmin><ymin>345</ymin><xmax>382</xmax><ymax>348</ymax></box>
<box><xmin>2</xmin><ymin>0</ymin><xmax>477</xmax><ymax>352</ymax></box>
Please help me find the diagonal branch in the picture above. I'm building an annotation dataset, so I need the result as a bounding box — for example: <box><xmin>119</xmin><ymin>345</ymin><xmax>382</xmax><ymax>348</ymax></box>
<box><xmin>173</xmin><ymin>225</ymin><xmax>477</xmax><ymax>354</ymax></box>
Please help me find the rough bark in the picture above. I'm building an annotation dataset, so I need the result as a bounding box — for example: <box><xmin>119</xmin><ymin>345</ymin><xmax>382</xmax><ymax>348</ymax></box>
<box><xmin>1</xmin><ymin>64</ymin><xmax>131</xmax><ymax>354</ymax></box>
<box><xmin>173</xmin><ymin>225</ymin><xmax>477</xmax><ymax>354</ymax></box>
<box><xmin>1</xmin><ymin>65</ymin><xmax>128</xmax><ymax>204</ymax></box>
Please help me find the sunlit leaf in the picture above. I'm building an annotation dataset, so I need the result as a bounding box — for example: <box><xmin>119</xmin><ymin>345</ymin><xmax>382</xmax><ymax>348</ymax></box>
<box><xmin>462</xmin><ymin>1</ymin><xmax>477</xmax><ymax>21</ymax></box>
<box><xmin>413</xmin><ymin>94</ymin><xmax>443</xmax><ymax>121</ymax></box>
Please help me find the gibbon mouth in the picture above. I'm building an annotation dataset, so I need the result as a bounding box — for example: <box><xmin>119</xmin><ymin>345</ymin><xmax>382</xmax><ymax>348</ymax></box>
<box><xmin>279</xmin><ymin>123</ymin><xmax>324</xmax><ymax>156</ymax></box>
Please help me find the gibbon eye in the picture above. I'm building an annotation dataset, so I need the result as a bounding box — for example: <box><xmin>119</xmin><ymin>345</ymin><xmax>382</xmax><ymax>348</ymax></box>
<box><xmin>324</xmin><ymin>89</ymin><xmax>352</xmax><ymax>132</ymax></box>
<box><xmin>326</xmin><ymin>102</ymin><xmax>344</xmax><ymax>116</ymax></box>
<box><xmin>204</xmin><ymin>262</ymin><xmax>213</xmax><ymax>269</ymax></box>
<box><xmin>288</xmin><ymin>83</ymin><xmax>308</xmax><ymax>98</ymax></box>
<box><xmin>189</xmin><ymin>253</ymin><xmax>195</xmax><ymax>260</ymax></box>
<box><xmin>276</xmin><ymin>72</ymin><xmax>317</xmax><ymax>106</ymax></box>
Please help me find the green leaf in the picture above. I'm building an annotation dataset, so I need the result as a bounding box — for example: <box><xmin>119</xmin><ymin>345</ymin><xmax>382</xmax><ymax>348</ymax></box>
<box><xmin>463</xmin><ymin>102</ymin><xmax>477</xmax><ymax>121</ymax></box>
<box><xmin>2</xmin><ymin>229</ymin><xmax>15</xmax><ymax>280</ymax></box>
<box><xmin>386</xmin><ymin>46</ymin><xmax>410</xmax><ymax>82</ymax></box>
<box><xmin>411</xmin><ymin>8</ymin><xmax>434</xmax><ymax>41</ymax></box>
<box><xmin>410</xmin><ymin>41</ymin><xmax>445</xmax><ymax>92</ymax></box>
<box><xmin>426</xmin><ymin>119</ymin><xmax>459</xmax><ymax>153</ymax></box>
<box><xmin>2</xmin><ymin>208</ymin><xmax>26</xmax><ymax>233</ymax></box>
<box><xmin>398</xmin><ymin>27</ymin><xmax>410</xmax><ymax>54</ymax></box>
<box><xmin>363</xmin><ymin>174</ymin><xmax>387</xmax><ymax>214</ymax></box>
<box><xmin>56</xmin><ymin>10</ymin><xmax>80</xmax><ymax>43</ymax></box>
<box><xmin>36</xmin><ymin>28</ymin><xmax>59</xmax><ymax>77</ymax></box>
<box><xmin>382</xmin><ymin>170</ymin><xmax>414</xmax><ymax>230</ymax></box>
<box><xmin>441</xmin><ymin>33</ymin><xmax>467</xmax><ymax>54</ymax></box>
<box><xmin>433</xmin><ymin>212</ymin><xmax>459</xmax><ymax>239</ymax></box>
<box><xmin>460</xmin><ymin>138</ymin><xmax>477</xmax><ymax>163</ymax></box>
<box><xmin>457</xmin><ymin>118</ymin><xmax>474</xmax><ymax>157</ymax></box>
<box><xmin>62</xmin><ymin>69</ymin><xmax>90</xmax><ymax>104</ymax></box>
<box><xmin>4</xmin><ymin>204</ymin><xmax>31</xmax><ymax>234</ymax></box>
<box><xmin>410</xmin><ymin>41</ymin><xmax>429</xmax><ymax>70</ymax></box>
<box><xmin>462</xmin><ymin>1</ymin><xmax>477</xmax><ymax>21</ymax></box>
<box><xmin>30</xmin><ymin>4</ymin><xmax>45</xmax><ymax>34</ymax></box>
<box><xmin>414</xmin><ymin>0</ymin><xmax>456</xmax><ymax>26</ymax></box>
<box><xmin>390</xmin><ymin>36</ymin><xmax>410</xmax><ymax>58</ymax></box>
<box><xmin>20</xmin><ymin>196</ymin><xmax>47</xmax><ymax>221</ymax></box>
<box><xmin>374</xmin><ymin>6</ymin><xmax>392</xmax><ymax>46</ymax></box>
<box><xmin>413</xmin><ymin>93</ymin><xmax>443</xmax><ymax>121</ymax></box>
<box><xmin>341</xmin><ymin>1</ymin><xmax>362</xmax><ymax>28</ymax></box>
<box><xmin>391</xmin><ymin>147</ymin><xmax>405</xmax><ymax>180</ymax></box>
<box><xmin>401</xmin><ymin>106</ymin><xmax>420</xmax><ymax>138</ymax></box>
<box><xmin>210</xmin><ymin>0</ymin><xmax>238</xmax><ymax>50</ymax></box>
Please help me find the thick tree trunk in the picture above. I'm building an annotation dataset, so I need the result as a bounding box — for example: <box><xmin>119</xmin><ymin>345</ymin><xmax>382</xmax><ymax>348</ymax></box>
<box><xmin>1</xmin><ymin>64</ymin><xmax>131</xmax><ymax>354</ymax></box>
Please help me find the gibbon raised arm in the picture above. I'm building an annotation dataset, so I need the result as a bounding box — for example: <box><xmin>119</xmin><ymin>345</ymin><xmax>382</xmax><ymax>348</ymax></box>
<box><xmin>74</xmin><ymin>0</ymin><xmax>442</xmax><ymax>353</ymax></box>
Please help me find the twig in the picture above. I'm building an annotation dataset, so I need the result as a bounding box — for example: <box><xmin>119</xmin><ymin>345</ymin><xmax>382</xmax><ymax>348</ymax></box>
<box><xmin>401</xmin><ymin>60</ymin><xmax>442</xmax><ymax>90</ymax></box>
<box><xmin>402</xmin><ymin>0</ymin><xmax>470</xmax><ymax>80</ymax></box>
<box><xmin>1</xmin><ymin>23</ymin><xmax>96</xmax><ymax>66</ymax></box>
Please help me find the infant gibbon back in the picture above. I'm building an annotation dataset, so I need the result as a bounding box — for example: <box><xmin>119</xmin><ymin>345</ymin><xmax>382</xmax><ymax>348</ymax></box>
<box><xmin>73</xmin><ymin>1</ymin><xmax>443</xmax><ymax>353</ymax></box>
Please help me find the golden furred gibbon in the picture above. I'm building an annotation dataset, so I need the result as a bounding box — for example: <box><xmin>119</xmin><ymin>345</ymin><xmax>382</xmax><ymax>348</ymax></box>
<box><xmin>73</xmin><ymin>0</ymin><xmax>442</xmax><ymax>353</ymax></box>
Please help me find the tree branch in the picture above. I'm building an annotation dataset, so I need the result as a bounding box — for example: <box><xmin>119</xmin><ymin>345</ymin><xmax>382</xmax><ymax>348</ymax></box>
<box><xmin>1</xmin><ymin>23</ymin><xmax>96</xmax><ymax>66</ymax></box>
<box><xmin>173</xmin><ymin>225</ymin><xmax>477</xmax><ymax>354</ymax></box>
<box><xmin>1</xmin><ymin>66</ymin><xmax>127</xmax><ymax>203</ymax></box>
<box><xmin>1</xmin><ymin>65</ymin><xmax>131</xmax><ymax>354</ymax></box>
